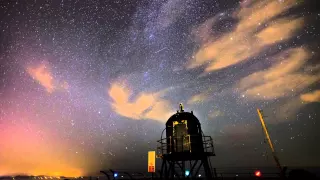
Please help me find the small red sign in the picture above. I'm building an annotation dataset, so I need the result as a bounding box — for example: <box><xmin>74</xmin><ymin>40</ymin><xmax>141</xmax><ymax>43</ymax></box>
<box><xmin>148</xmin><ymin>166</ymin><xmax>155</xmax><ymax>172</ymax></box>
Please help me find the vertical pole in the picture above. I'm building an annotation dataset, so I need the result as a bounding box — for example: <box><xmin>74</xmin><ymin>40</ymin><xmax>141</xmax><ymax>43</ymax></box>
<box><xmin>189</xmin><ymin>160</ymin><xmax>192</xmax><ymax>178</ymax></box>
<box><xmin>170</xmin><ymin>161</ymin><xmax>175</xmax><ymax>179</ymax></box>
<box><xmin>214</xmin><ymin>168</ymin><xmax>217</xmax><ymax>178</ymax></box>
<box><xmin>203</xmin><ymin>157</ymin><xmax>213</xmax><ymax>180</ymax></box>
<box><xmin>164</xmin><ymin>160</ymin><xmax>168</xmax><ymax>180</ymax></box>
<box><xmin>188</xmin><ymin>135</ymin><xmax>191</xmax><ymax>153</ymax></box>
<box><xmin>182</xmin><ymin>160</ymin><xmax>185</xmax><ymax>178</ymax></box>
<box><xmin>160</xmin><ymin>159</ymin><xmax>165</xmax><ymax>180</ymax></box>
<box><xmin>169</xmin><ymin>136</ymin><xmax>172</xmax><ymax>153</ymax></box>
<box><xmin>257</xmin><ymin>109</ymin><xmax>284</xmax><ymax>178</ymax></box>
<box><xmin>257</xmin><ymin>109</ymin><xmax>276</xmax><ymax>152</ymax></box>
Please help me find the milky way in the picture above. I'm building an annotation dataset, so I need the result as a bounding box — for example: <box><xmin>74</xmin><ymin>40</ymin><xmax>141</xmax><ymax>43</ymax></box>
<box><xmin>0</xmin><ymin>0</ymin><xmax>319</xmax><ymax>177</ymax></box>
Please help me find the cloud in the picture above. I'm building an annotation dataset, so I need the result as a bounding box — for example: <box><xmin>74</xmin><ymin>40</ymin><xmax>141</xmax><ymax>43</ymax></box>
<box><xmin>208</xmin><ymin>110</ymin><xmax>224</xmax><ymax>120</ymax></box>
<box><xmin>26</xmin><ymin>63</ymin><xmax>55</xmax><ymax>93</ymax></box>
<box><xmin>274</xmin><ymin>97</ymin><xmax>306</xmax><ymax>122</ymax></box>
<box><xmin>187</xmin><ymin>0</ymin><xmax>303</xmax><ymax>74</ymax></box>
<box><xmin>221</xmin><ymin>124</ymin><xmax>256</xmax><ymax>136</ymax></box>
<box><xmin>187</xmin><ymin>92</ymin><xmax>209</xmax><ymax>104</ymax></box>
<box><xmin>304</xmin><ymin>64</ymin><xmax>320</xmax><ymax>72</ymax></box>
<box><xmin>301</xmin><ymin>90</ymin><xmax>320</xmax><ymax>103</ymax></box>
<box><xmin>187</xmin><ymin>87</ymin><xmax>217</xmax><ymax>105</ymax></box>
<box><xmin>26</xmin><ymin>63</ymin><xmax>68</xmax><ymax>93</ymax></box>
<box><xmin>108</xmin><ymin>82</ymin><xmax>174</xmax><ymax>122</ymax></box>
<box><xmin>156</xmin><ymin>0</ymin><xmax>190</xmax><ymax>29</ymax></box>
<box><xmin>237</xmin><ymin>47</ymin><xmax>320</xmax><ymax>100</ymax></box>
<box><xmin>213</xmin><ymin>123</ymin><xmax>259</xmax><ymax>146</ymax></box>
<box><xmin>144</xmin><ymin>100</ymin><xmax>173</xmax><ymax>121</ymax></box>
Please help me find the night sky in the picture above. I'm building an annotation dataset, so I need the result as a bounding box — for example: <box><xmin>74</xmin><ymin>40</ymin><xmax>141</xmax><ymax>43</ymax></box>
<box><xmin>0</xmin><ymin>0</ymin><xmax>320</xmax><ymax>177</ymax></box>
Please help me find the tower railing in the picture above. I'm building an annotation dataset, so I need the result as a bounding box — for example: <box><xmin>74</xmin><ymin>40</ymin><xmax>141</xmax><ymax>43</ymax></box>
<box><xmin>157</xmin><ymin>134</ymin><xmax>215</xmax><ymax>158</ymax></box>
<box><xmin>202</xmin><ymin>135</ymin><xmax>215</xmax><ymax>153</ymax></box>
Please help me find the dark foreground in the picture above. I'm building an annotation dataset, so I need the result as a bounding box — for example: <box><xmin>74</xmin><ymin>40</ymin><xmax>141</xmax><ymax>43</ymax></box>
<box><xmin>1</xmin><ymin>177</ymin><xmax>320</xmax><ymax>180</ymax></box>
<box><xmin>1</xmin><ymin>168</ymin><xmax>319</xmax><ymax>180</ymax></box>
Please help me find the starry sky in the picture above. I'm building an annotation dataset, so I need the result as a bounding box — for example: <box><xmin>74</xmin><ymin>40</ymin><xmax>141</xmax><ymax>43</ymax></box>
<box><xmin>0</xmin><ymin>0</ymin><xmax>320</xmax><ymax>177</ymax></box>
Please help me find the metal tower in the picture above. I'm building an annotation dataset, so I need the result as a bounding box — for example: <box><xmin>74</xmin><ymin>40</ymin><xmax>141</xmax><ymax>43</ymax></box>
<box><xmin>157</xmin><ymin>104</ymin><xmax>215</xmax><ymax>180</ymax></box>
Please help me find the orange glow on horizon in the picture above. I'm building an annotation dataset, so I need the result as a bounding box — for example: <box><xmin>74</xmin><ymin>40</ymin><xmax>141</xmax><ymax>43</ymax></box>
<box><xmin>0</xmin><ymin>122</ymin><xmax>84</xmax><ymax>177</ymax></box>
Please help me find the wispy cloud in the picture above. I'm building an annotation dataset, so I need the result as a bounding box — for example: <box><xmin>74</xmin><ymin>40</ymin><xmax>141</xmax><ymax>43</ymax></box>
<box><xmin>156</xmin><ymin>0</ymin><xmax>189</xmax><ymax>29</ymax></box>
<box><xmin>187</xmin><ymin>92</ymin><xmax>209</xmax><ymax>105</ymax></box>
<box><xmin>188</xmin><ymin>0</ymin><xmax>303</xmax><ymax>74</ymax></box>
<box><xmin>274</xmin><ymin>97</ymin><xmax>306</xmax><ymax>122</ymax></box>
<box><xmin>208</xmin><ymin>109</ymin><xmax>224</xmax><ymax>120</ymax></box>
<box><xmin>301</xmin><ymin>90</ymin><xmax>320</xmax><ymax>103</ymax></box>
<box><xmin>108</xmin><ymin>82</ymin><xmax>174</xmax><ymax>122</ymax></box>
<box><xmin>26</xmin><ymin>63</ymin><xmax>55</xmax><ymax>93</ymax></box>
<box><xmin>237</xmin><ymin>47</ymin><xmax>320</xmax><ymax>100</ymax></box>
<box><xmin>26</xmin><ymin>63</ymin><xmax>68</xmax><ymax>93</ymax></box>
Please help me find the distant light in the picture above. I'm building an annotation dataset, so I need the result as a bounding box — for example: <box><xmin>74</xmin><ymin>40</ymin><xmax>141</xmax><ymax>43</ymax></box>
<box><xmin>198</xmin><ymin>174</ymin><xmax>201</xmax><ymax>177</ymax></box>
<box><xmin>185</xmin><ymin>170</ymin><xmax>190</xmax><ymax>176</ymax></box>
<box><xmin>114</xmin><ymin>173</ymin><xmax>118</xmax><ymax>178</ymax></box>
<box><xmin>255</xmin><ymin>170</ymin><xmax>261</xmax><ymax>177</ymax></box>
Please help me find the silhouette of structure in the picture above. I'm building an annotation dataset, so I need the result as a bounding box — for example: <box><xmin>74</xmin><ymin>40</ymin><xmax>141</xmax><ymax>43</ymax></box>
<box><xmin>157</xmin><ymin>104</ymin><xmax>215</xmax><ymax>180</ymax></box>
<box><xmin>288</xmin><ymin>169</ymin><xmax>317</xmax><ymax>179</ymax></box>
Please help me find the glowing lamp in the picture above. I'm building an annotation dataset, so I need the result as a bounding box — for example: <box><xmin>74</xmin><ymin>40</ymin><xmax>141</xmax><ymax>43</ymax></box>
<box><xmin>114</xmin><ymin>173</ymin><xmax>118</xmax><ymax>178</ymax></box>
<box><xmin>185</xmin><ymin>170</ymin><xmax>190</xmax><ymax>176</ymax></box>
<box><xmin>255</xmin><ymin>170</ymin><xmax>261</xmax><ymax>177</ymax></box>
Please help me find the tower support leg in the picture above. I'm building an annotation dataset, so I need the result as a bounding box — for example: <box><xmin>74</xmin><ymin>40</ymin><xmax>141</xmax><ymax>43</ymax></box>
<box><xmin>203</xmin><ymin>158</ymin><xmax>213</xmax><ymax>180</ymax></box>
<box><xmin>160</xmin><ymin>157</ymin><xmax>214</xmax><ymax>180</ymax></box>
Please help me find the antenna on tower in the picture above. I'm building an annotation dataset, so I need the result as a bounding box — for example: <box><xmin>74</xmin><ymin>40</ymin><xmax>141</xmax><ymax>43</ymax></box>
<box><xmin>179</xmin><ymin>103</ymin><xmax>184</xmax><ymax>112</ymax></box>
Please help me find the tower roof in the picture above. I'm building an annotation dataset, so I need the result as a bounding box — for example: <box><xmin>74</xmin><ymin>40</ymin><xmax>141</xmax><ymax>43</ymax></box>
<box><xmin>165</xmin><ymin>111</ymin><xmax>200</xmax><ymax>126</ymax></box>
